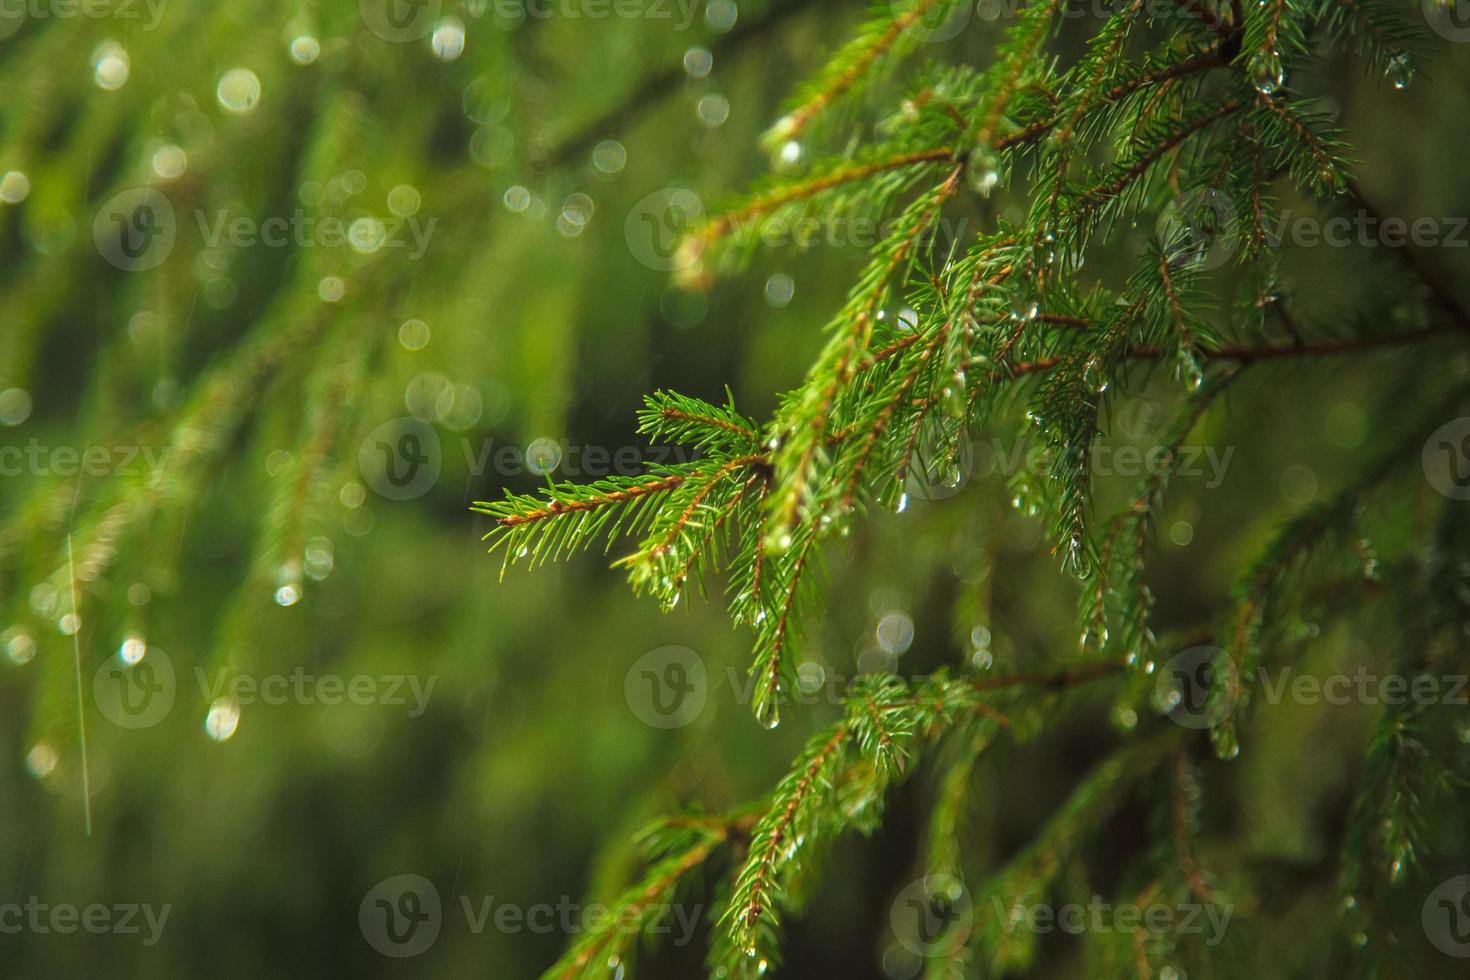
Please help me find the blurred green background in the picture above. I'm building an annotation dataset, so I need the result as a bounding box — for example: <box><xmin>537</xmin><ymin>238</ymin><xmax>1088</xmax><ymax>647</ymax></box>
<box><xmin>2</xmin><ymin>1</ymin><xmax>1469</xmax><ymax>976</ymax></box>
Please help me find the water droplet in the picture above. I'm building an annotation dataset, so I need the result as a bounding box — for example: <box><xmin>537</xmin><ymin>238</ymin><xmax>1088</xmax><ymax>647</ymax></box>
<box><xmin>1386</xmin><ymin>53</ymin><xmax>1413</xmax><ymax>91</ymax></box>
<box><xmin>893</xmin><ymin>492</ymin><xmax>909</xmax><ymax>514</ymax></box>
<box><xmin>592</xmin><ymin>140</ymin><xmax>626</xmax><ymax>176</ymax></box>
<box><xmin>289</xmin><ymin>35</ymin><xmax>321</xmax><ymax>65</ymax></box>
<box><xmin>1211</xmin><ymin>723</ymin><xmax>1240</xmax><ymax>760</ymax></box>
<box><xmin>205</xmin><ymin>697</ymin><xmax>241</xmax><ymax>741</ymax></box>
<box><xmin>0</xmin><ymin>387</ymin><xmax>32</xmax><ymax>426</ymax></box>
<box><xmin>216</xmin><ymin>67</ymin><xmax>262</xmax><ymax>114</ymax></box>
<box><xmin>0</xmin><ymin>170</ymin><xmax>29</xmax><ymax>204</ymax></box>
<box><xmin>3</xmin><ymin>627</ymin><xmax>36</xmax><ymax>665</ymax></box>
<box><xmin>431</xmin><ymin>18</ymin><xmax>466</xmax><ymax>61</ymax></box>
<box><xmin>1175</xmin><ymin>348</ymin><xmax>1204</xmax><ymax>392</ymax></box>
<box><xmin>387</xmin><ymin>184</ymin><xmax>422</xmax><ymax>218</ymax></box>
<box><xmin>503</xmin><ymin>185</ymin><xmax>531</xmax><ymax>213</ymax></box>
<box><xmin>1249</xmin><ymin>49</ymin><xmax>1284</xmax><ymax>96</ymax></box>
<box><xmin>777</xmin><ymin>140</ymin><xmax>804</xmax><ymax>173</ymax></box>
<box><xmin>151</xmin><ymin>145</ymin><xmax>187</xmax><ymax>180</ymax></box>
<box><xmin>1009</xmin><ymin>288</ymin><xmax>1038</xmax><ymax>322</ymax></box>
<box><xmin>683</xmin><ymin>46</ymin><xmax>713</xmax><ymax>79</ymax></box>
<box><xmin>764</xmin><ymin>272</ymin><xmax>795</xmax><ymax>307</ymax></box>
<box><xmin>92</xmin><ymin>40</ymin><xmax>130</xmax><ymax>91</ymax></box>
<box><xmin>1083</xmin><ymin>355</ymin><xmax>1108</xmax><ymax>394</ymax></box>
<box><xmin>119</xmin><ymin>633</ymin><xmax>147</xmax><ymax>665</ymax></box>
<box><xmin>763</xmin><ymin>530</ymin><xmax>792</xmax><ymax>555</ymax></box>
<box><xmin>876</xmin><ymin>611</ymin><xmax>915</xmax><ymax>655</ymax></box>
<box><xmin>967</xmin><ymin>148</ymin><xmax>1000</xmax><ymax>198</ymax></box>
<box><xmin>705</xmin><ymin>0</ymin><xmax>738</xmax><ymax>32</ymax></box>
<box><xmin>755</xmin><ymin>696</ymin><xmax>780</xmax><ymax>730</ymax></box>
<box><xmin>317</xmin><ymin>276</ymin><xmax>346</xmax><ymax>303</ymax></box>
<box><xmin>696</xmin><ymin>93</ymin><xmax>730</xmax><ymax>128</ymax></box>
<box><xmin>399</xmin><ymin>318</ymin><xmax>431</xmax><ymax>351</ymax></box>
<box><xmin>26</xmin><ymin>741</ymin><xmax>58</xmax><ymax>778</ymax></box>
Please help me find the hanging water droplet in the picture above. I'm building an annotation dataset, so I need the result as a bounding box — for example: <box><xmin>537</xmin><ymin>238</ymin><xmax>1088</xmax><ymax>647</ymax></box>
<box><xmin>1176</xmin><ymin>348</ymin><xmax>1204</xmax><ymax>392</ymax></box>
<box><xmin>1249</xmin><ymin>49</ymin><xmax>1284</xmax><ymax>95</ymax></box>
<box><xmin>967</xmin><ymin>147</ymin><xmax>1000</xmax><ymax>198</ymax></box>
<box><xmin>1386</xmin><ymin>53</ymin><xmax>1413</xmax><ymax>91</ymax></box>
<box><xmin>1210</xmin><ymin>723</ymin><xmax>1240</xmax><ymax>760</ymax></box>
<box><xmin>274</xmin><ymin>561</ymin><xmax>302</xmax><ymax>607</ymax></box>
<box><xmin>1083</xmin><ymin>355</ymin><xmax>1108</xmax><ymax>394</ymax></box>
<box><xmin>763</xmin><ymin>529</ymin><xmax>793</xmax><ymax>554</ymax></box>
<box><xmin>754</xmin><ymin>696</ymin><xmax>781</xmax><ymax>730</ymax></box>
<box><xmin>893</xmin><ymin>492</ymin><xmax>909</xmax><ymax>514</ymax></box>
<box><xmin>1009</xmin><ymin>288</ymin><xmax>1039</xmax><ymax>322</ymax></box>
